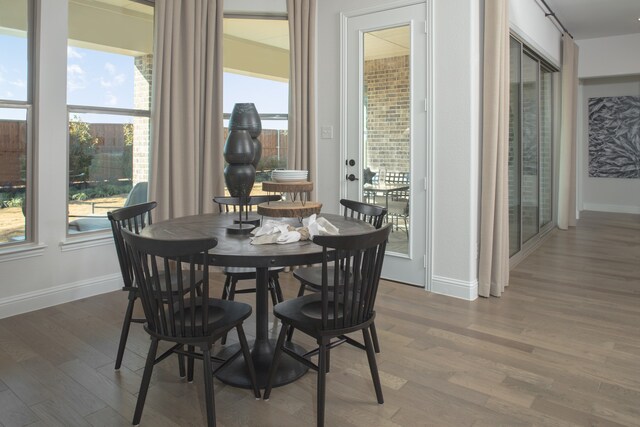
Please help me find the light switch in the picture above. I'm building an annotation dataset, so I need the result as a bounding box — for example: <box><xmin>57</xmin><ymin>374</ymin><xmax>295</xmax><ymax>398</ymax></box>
<box><xmin>320</xmin><ymin>125</ymin><xmax>334</xmax><ymax>139</ymax></box>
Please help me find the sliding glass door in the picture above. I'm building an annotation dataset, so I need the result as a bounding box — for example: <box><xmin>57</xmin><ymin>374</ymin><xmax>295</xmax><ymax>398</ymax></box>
<box><xmin>509</xmin><ymin>36</ymin><xmax>557</xmax><ymax>258</ymax></box>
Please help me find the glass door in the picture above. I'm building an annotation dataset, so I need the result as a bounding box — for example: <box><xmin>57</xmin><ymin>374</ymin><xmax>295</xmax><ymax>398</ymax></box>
<box><xmin>344</xmin><ymin>3</ymin><xmax>427</xmax><ymax>287</ymax></box>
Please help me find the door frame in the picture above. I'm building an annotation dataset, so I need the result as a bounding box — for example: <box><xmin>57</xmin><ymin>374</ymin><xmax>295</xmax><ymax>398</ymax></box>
<box><xmin>339</xmin><ymin>0</ymin><xmax>433</xmax><ymax>290</ymax></box>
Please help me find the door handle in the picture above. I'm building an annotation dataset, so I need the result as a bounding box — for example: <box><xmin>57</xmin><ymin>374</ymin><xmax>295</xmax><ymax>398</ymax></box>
<box><xmin>346</xmin><ymin>174</ymin><xmax>359</xmax><ymax>181</ymax></box>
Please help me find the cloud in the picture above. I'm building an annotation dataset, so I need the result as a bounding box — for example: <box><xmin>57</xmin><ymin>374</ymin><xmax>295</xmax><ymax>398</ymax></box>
<box><xmin>67</xmin><ymin>64</ymin><xmax>87</xmax><ymax>91</ymax></box>
<box><xmin>100</xmin><ymin>62</ymin><xmax>126</xmax><ymax>88</ymax></box>
<box><xmin>105</xmin><ymin>92</ymin><xmax>118</xmax><ymax>106</ymax></box>
<box><xmin>10</xmin><ymin>79</ymin><xmax>26</xmax><ymax>88</ymax></box>
<box><xmin>68</xmin><ymin>64</ymin><xmax>84</xmax><ymax>75</ymax></box>
<box><xmin>67</xmin><ymin>46</ymin><xmax>83</xmax><ymax>59</ymax></box>
<box><xmin>105</xmin><ymin>62</ymin><xmax>116</xmax><ymax>75</ymax></box>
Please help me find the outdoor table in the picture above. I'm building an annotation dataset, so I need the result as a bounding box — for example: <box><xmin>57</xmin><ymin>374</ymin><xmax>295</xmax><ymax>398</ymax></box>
<box><xmin>140</xmin><ymin>212</ymin><xmax>374</xmax><ymax>389</ymax></box>
<box><xmin>363</xmin><ymin>182</ymin><xmax>410</xmax><ymax>211</ymax></box>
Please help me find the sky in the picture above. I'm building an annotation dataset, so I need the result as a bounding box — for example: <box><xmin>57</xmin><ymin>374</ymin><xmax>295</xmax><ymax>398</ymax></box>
<box><xmin>1</xmin><ymin>33</ymin><xmax>289</xmax><ymax>129</ymax></box>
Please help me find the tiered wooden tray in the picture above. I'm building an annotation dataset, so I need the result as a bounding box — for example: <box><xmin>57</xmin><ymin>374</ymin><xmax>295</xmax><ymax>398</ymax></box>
<box><xmin>258</xmin><ymin>181</ymin><xmax>321</xmax><ymax>218</ymax></box>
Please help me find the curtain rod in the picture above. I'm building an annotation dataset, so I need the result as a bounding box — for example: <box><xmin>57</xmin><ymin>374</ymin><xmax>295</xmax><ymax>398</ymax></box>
<box><xmin>538</xmin><ymin>0</ymin><xmax>573</xmax><ymax>39</ymax></box>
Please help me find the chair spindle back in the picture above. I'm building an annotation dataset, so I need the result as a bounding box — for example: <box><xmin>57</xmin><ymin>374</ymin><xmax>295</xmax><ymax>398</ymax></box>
<box><xmin>122</xmin><ymin>230</ymin><xmax>217</xmax><ymax>339</ymax></box>
<box><xmin>314</xmin><ymin>224</ymin><xmax>391</xmax><ymax>331</ymax></box>
<box><xmin>340</xmin><ymin>199</ymin><xmax>387</xmax><ymax>229</ymax></box>
<box><xmin>108</xmin><ymin>201</ymin><xmax>157</xmax><ymax>289</ymax></box>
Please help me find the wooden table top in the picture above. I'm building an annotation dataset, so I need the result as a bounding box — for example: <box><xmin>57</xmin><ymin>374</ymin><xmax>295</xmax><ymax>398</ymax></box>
<box><xmin>140</xmin><ymin>212</ymin><xmax>373</xmax><ymax>268</ymax></box>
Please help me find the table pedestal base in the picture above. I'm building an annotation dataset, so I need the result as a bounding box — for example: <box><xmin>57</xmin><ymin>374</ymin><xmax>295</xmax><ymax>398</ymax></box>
<box><xmin>215</xmin><ymin>338</ymin><xmax>308</xmax><ymax>389</ymax></box>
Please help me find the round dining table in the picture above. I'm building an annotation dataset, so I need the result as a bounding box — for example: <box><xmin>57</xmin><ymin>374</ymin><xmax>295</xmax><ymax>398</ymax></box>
<box><xmin>140</xmin><ymin>212</ymin><xmax>374</xmax><ymax>389</ymax></box>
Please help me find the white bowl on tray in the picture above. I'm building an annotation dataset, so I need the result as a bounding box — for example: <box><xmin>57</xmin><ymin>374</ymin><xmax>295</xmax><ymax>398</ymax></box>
<box><xmin>271</xmin><ymin>169</ymin><xmax>308</xmax><ymax>182</ymax></box>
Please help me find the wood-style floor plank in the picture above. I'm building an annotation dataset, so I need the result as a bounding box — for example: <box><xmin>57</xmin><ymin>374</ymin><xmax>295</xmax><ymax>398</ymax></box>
<box><xmin>0</xmin><ymin>210</ymin><xmax>637</xmax><ymax>426</ymax></box>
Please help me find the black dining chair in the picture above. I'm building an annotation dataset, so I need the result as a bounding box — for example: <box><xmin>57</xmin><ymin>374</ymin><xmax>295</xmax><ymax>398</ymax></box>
<box><xmin>122</xmin><ymin>230</ymin><xmax>260</xmax><ymax>427</ymax></box>
<box><xmin>213</xmin><ymin>195</ymin><xmax>285</xmax><ymax>344</ymax></box>
<box><xmin>264</xmin><ymin>224</ymin><xmax>392</xmax><ymax>427</ymax></box>
<box><xmin>108</xmin><ymin>201</ymin><xmax>203</xmax><ymax>372</ymax></box>
<box><xmin>290</xmin><ymin>199</ymin><xmax>387</xmax><ymax>352</ymax></box>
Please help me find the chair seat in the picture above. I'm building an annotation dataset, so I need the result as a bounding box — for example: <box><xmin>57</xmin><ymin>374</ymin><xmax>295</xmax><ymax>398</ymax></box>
<box><xmin>274</xmin><ymin>293</ymin><xmax>368</xmax><ymax>336</ymax></box>
<box><xmin>167</xmin><ymin>298</ymin><xmax>252</xmax><ymax>338</ymax></box>
<box><xmin>293</xmin><ymin>266</ymin><xmax>344</xmax><ymax>290</ymax></box>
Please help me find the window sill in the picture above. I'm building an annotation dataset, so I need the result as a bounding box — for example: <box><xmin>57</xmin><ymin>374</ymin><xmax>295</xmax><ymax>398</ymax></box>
<box><xmin>60</xmin><ymin>231</ymin><xmax>114</xmax><ymax>252</ymax></box>
<box><xmin>0</xmin><ymin>243</ymin><xmax>47</xmax><ymax>263</ymax></box>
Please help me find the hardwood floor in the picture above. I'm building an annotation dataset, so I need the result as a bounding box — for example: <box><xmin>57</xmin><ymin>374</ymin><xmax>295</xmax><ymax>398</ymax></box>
<box><xmin>0</xmin><ymin>211</ymin><xmax>638</xmax><ymax>426</ymax></box>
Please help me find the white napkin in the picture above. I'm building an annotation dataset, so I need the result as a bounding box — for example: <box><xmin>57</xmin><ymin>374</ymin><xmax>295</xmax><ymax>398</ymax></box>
<box><xmin>303</xmin><ymin>214</ymin><xmax>340</xmax><ymax>238</ymax></box>
<box><xmin>252</xmin><ymin>220</ymin><xmax>286</xmax><ymax>237</ymax></box>
<box><xmin>277</xmin><ymin>230</ymin><xmax>301</xmax><ymax>244</ymax></box>
<box><xmin>251</xmin><ymin>220</ymin><xmax>301</xmax><ymax>245</ymax></box>
<box><xmin>250</xmin><ymin>216</ymin><xmax>338</xmax><ymax>245</ymax></box>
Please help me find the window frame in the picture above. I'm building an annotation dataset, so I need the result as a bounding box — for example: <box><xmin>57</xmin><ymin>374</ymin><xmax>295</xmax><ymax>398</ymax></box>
<box><xmin>0</xmin><ymin>0</ymin><xmax>35</xmax><ymax>248</ymax></box>
<box><xmin>222</xmin><ymin>13</ymin><xmax>290</xmax><ymax>176</ymax></box>
<box><xmin>65</xmin><ymin>0</ymin><xmax>153</xmax><ymax>237</ymax></box>
<box><xmin>508</xmin><ymin>33</ymin><xmax>559</xmax><ymax>264</ymax></box>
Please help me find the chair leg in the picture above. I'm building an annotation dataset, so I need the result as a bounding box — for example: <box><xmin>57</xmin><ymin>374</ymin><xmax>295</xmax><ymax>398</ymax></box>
<box><xmin>201</xmin><ymin>344</ymin><xmax>217</xmax><ymax>427</ymax></box>
<box><xmin>370</xmin><ymin>322</ymin><xmax>381</xmax><ymax>354</ymax></box>
<box><xmin>178</xmin><ymin>353</ymin><xmax>186</xmax><ymax>378</ymax></box>
<box><xmin>115</xmin><ymin>291</ymin><xmax>136</xmax><ymax>370</ymax></box>
<box><xmin>220</xmin><ymin>278</ymin><xmax>239</xmax><ymax>346</ymax></box>
<box><xmin>187</xmin><ymin>345</ymin><xmax>195</xmax><ymax>382</ymax></box>
<box><xmin>273</xmin><ymin>275</ymin><xmax>284</xmax><ymax>303</ymax></box>
<box><xmin>317</xmin><ymin>339</ymin><xmax>328</xmax><ymax>427</ymax></box>
<box><xmin>132</xmin><ymin>338</ymin><xmax>159</xmax><ymax>426</ymax></box>
<box><xmin>268</xmin><ymin>278</ymin><xmax>278</xmax><ymax>306</ymax></box>
<box><xmin>285</xmin><ymin>324</ymin><xmax>295</xmax><ymax>343</ymax></box>
<box><xmin>296</xmin><ymin>282</ymin><xmax>306</xmax><ymax>297</ymax></box>
<box><xmin>236</xmin><ymin>324</ymin><xmax>260</xmax><ymax>399</ymax></box>
<box><xmin>228</xmin><ymin>279</ymin><xmax>238</xmax><ymax>301</ymax></box>
<box><xmin>363</xmin><ymin>328</ymin><xmax>384</xmax><ymax>404</ymax></box>
<box><xmin>263</xmin><ymin>325</ymin><xmax>288</xmax><ymax>400</ymax></box>
<box><xmin>221</xmin><ymin>275</ymin><xmax>231</xmax><ymax>300</ymax></box>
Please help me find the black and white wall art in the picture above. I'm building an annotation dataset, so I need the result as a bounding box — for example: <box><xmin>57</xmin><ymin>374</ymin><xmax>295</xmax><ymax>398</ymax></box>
<box><xmin>588</xmin><ymin>96</ymin><xmax>640</xmax><ymax>178</ymax></box>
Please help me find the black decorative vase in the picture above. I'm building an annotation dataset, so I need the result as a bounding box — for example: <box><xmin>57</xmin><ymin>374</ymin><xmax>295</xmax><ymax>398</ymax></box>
<box><xmin>229</xmin><ymin>103</ymin><xmax>262</xmax><ymax>137</ymax></box>
<box><xmin>229</xmin><ymin>103</ymin><xmax>263</xmax><ymax>168</ymax></box>
<box><xmin>223</xmin><ymin>103</ymin><xmax>263</xmax><ymax>234</ymax></box>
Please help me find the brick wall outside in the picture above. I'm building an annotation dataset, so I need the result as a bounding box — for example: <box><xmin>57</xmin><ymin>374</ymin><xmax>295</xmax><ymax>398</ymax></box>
<box><xmin>364</xmin><ymin>55</ymin><xmax>410</xmax><ymax>176</ymax></box>
<box><xmin>133</xmin><ymin>54</ymin><xmax>153</xmax><ymax>185</ymax></box>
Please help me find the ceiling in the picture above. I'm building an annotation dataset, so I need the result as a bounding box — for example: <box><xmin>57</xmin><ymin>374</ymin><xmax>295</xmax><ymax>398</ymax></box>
<box><xmin>364</xmin><ymin>26</ymin><xmax>410</xmax><ymax>60</ymax></box>
<box><xmin>544</xmin><ymin>0</ymin><xmax>640</xmax><ymax>40</ymax></box>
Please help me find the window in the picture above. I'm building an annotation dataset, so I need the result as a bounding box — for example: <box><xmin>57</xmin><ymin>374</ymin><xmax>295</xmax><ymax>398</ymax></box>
<box><xmin>223</xmin><ymin>17</ymin><xmax>289</xmax><ymax>191</ymax></box>
<box><xmin>0</xmin><ymin>0</ymin><xmax>32</xmax><ymax>245</ymax></box>
<box><xmin>67</xmin><ymin>0</ymin><xmax>153</xmax><ymax>234</ymax></box>
<box><xmin>509</xmin><ymin>36</ymin><xmax>557</xmax><ymax>257</ymax></box>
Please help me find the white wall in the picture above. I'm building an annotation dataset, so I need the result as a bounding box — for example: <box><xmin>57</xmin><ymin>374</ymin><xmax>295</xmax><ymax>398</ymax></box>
<box><xmin>577</xmin><ymin>34</ymin><xmax>640</xmax><ymax>79</ymax></box>
<box><xmin>0</xmin><ymin>0</ymin><xmax>122</xmax><ymax>319</ymax></box>
<box><xmin>577</xmin><ymin>76</ymin><xmax>640</xmax><ymax>214</ymax></box>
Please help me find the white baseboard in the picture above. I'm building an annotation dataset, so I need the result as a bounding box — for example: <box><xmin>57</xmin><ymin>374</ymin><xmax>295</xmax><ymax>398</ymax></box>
<box><xmin>0</xmin><ymin>274</ymin><xmax>123</xmax><ymax>320</ymax></box>
<box><xmin>582</xmin><ymin>203</ymin><xmax>640</xmax><ymax>214</ymax></box>
<box><xmin>431</xmin><ymin>275</ymin><xmax>478</xmax><ymax>301</ymax></box>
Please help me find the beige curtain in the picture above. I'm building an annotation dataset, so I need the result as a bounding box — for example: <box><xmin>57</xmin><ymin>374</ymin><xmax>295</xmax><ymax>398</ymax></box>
<box><xmin>149</xmin><ymin>0</ymin><xmax>224</xmax><ymax>221</ymax></box>
<box><xmin>557</xmin><ymin>34</ymin><xmax>579</xmax><ymax>230</ymax></box>
<box><xmin>478</xmin><ymin>0</ymin><xmax>510</xmax><ymax>298</ymax></box>
<box><xmin>287</xmin><ymin>0</ymin><xmax>317</xmax><ymax>186</ymax></box>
